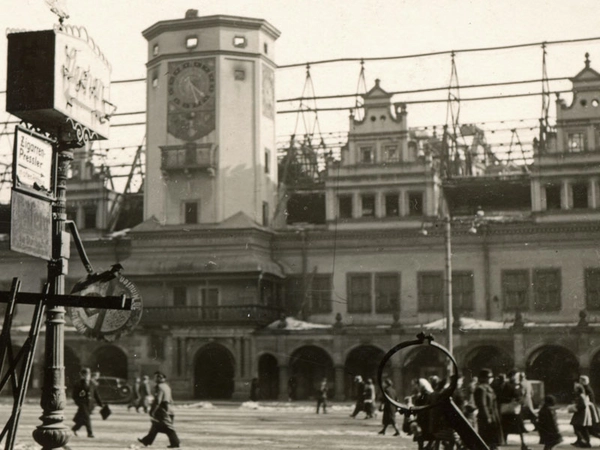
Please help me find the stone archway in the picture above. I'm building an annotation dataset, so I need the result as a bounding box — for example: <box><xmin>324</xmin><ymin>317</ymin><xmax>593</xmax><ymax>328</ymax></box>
<box><xmin>193</xmin><ymin>344</ymin><xmax>235</xmax><ymax>399</ymax></box>
<box><xmin>258</xmin><ymin>353</ymin><xmax>279</xmax><ymax>400</ymax></box>
<box><xmin>289</xmin><ymin>345</ymin><xmax>334</xmax><ymax>400</ymax></box>
<box><xmin>463</xmin><ymin>345</ymin><xmax>514</xmax><ymax>380</ymax></box>
<box><xmin>91</xmin><ymin>345</ymin><xmax>128</xmax><ymax>379</ymax></box>
<box><xmin>64</xmin><ymin>345</ymin><xmax>82</xmax><ymax>390</ymax></box>
<box><xmin>344</xmin><ymin>345</ymin><xmax>385</xmax><ymax>400</ymax></box>
<box><xmin>527</xmin><ymin>345</ymin><xmax>579</xmax><ymax>403</ymax></box>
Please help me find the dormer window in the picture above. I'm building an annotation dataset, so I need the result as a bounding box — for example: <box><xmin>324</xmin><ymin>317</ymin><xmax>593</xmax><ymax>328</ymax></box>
<box><xmin>568</xmin><ymin>132</ymin><xmax>585</xmax><ymax>152</ymax></box>
<box><xmin>359</xmin><ymin>146</ymin><xmax>374</xmax><ymax>164</ymax></box>
<box><xmin>233</xmin><ymin>36</ymin><xmax>247</xmax><ymax>48</ymax></box>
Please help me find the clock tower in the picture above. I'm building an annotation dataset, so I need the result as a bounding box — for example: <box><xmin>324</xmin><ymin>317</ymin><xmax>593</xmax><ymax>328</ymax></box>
<box><xmin>142</xmin><ymin>10</ymin><xmax>280</xmax><ymax>226</ymax></box>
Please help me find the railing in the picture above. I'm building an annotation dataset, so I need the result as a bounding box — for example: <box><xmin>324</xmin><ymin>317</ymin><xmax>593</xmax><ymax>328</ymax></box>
<box><xmin>140</xmin><ymin>304</ymin><xmax>282</xmax><ymax>326</ymax></box>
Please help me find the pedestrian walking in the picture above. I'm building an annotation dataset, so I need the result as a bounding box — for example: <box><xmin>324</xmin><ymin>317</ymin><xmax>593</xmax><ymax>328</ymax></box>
<box><xmin>137</xmin><ymin>371</ymin><xmax>181</xmax><ymax>449</ymax></box>
<box><xmin>378</xmin><ymin>378</ymin><xmax>400</xmax><ymax>436</ymax></box>
<box><xmin>316</xmin><ymin>377</ymin><xmax>328</xmax><ymax>414</ymax></box>
<box><xmin>537</xmin><ymin>395</ymin><xmax>562</xmax><ymax>450</ymax></box>
<box><xmin>519</xmin><ymin>372</ymin><xmax>538</xmax><ymax>431</ymax></box>
<box><xmin>579</xmin><ymin>375</ymin><xmax>600</xmax><ymax>438</ymax></box>
<box><xmin>139</xmin><ymin>374</ymin><xmax>152</xmax><ymax>413</ymax></box>
<box><xmin>500</xmin><ymin>369</ymin><xmax>530</xmax><ymax>450</ymax></box>
<box><xmin>569</xmin><ymin>382</ymin><xmax>593</xmax><ymax>448</ymax></box>
<box><xmin>350</xmin><ymin>375</ymin><xmax>365</xmax><ymax>418</ymax></box>
<box><xmin>71</xmin><ymin>367</ymin><xmax>104</xmax><ymax>438</ymax></box>
<box><xmin>412</xmin><ymin>378</ymin><xmax>435</xmax><ymax>450</ymax></box>
<box><xmin>129</xmin><ymin>377</ymin><xmax>141</xmax><ymax>412</ymax></box>
<box><xmin>363</xmin><ymin>378</ymin><xmax>376</xmax><ymax>419</ymax></box>
<box><xmin>474</xmin><ymin>368</ymin><xmax>503</xmax><ymax>450</ymax></box>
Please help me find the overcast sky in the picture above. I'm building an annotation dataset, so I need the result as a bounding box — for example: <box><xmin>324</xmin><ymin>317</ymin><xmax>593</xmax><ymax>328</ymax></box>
<box><xmin>0</xmin><ymin>0</ymin><xmax>599</xmax><ymax>186</ymax></box>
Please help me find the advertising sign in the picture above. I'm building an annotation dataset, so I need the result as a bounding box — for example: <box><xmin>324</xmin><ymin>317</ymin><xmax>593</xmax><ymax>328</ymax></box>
<box><xmin>13</xmin><ymin>126</ymin><xmax>54</xmax><ymax>198</ymax></box>
<box><xmin>68</xmin><ymin>272</ymin><xmax>142</xmax><ymax>341</ymax></box>
<box><xmin>10</xmin><ymin>190</ymin><xmax>52</xmax><ymax>260</ymax></box>
<box><xmin>6</xmin><ymin>26</ymin><xmax>112</xmax><ymax>141</ymax></box>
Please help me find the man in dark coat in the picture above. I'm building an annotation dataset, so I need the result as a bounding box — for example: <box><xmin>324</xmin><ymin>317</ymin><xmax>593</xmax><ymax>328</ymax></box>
<box><xmin>474</xmin><ymin>368</ymin><xmax>503</xmax><ymax>450</ymax></box>
<box><xmin>72</xmin><ymin>367</ymin><xmax>103</xmax><ymax>438</ymax></box>
<box><xmin>350</xmin><ymin>375</ymin><xmax>365</xmax><ymax>418</ymax></box>
<box><xmin>138</xmin><ymin>372</ymin><xmax>181</xmax><ymax>448</ymax></box>
<box><xmin>378</xmin><ymin>378</ymin><xmax>400</xmax><ymax>435</ymax></box>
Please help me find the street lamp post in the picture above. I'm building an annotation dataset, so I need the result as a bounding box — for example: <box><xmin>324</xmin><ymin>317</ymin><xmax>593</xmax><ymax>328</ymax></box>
<box><xmin>444</xmin><ymin>216</ymin><xmax>453</xmax><ymax>357</ymax></box>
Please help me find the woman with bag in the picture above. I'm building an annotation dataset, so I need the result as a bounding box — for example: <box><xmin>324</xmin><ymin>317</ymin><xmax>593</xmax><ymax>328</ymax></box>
<box><xmin>499</xmin><ymin>369</ymin><xmax>529</xmax><ymax>450</ymax></box>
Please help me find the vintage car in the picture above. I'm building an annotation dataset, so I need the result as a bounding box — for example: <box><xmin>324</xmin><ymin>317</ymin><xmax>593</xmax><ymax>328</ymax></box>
<box><xmin>95</xmin><ymin>376</ymin><xmax>134</xmax><ymax>404</ymax></box>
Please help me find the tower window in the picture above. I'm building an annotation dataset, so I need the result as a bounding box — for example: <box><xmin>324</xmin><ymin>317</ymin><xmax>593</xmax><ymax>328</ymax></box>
<box><xmin>545</xmin><ymin>184</ymin><xmax>561</xmax><ymax>210</ymax></box>
<box><xmin>185</xmin><ymin>36</ymin><xmax>198</xmax><ymax>49</ymax></box>
<box><xmin>263</xmin><ymin>43</ymin><xmax>269</xmax><ymax>54</ymax></box>
<box><xmin>152</xmin><ymin>77</ymin><xmax>158</xmax><ymax>88</ymax></box>
<box><xmin>573</xmin><ymin>183</ymin><xmax>589</xmax><ymax>209</ymax></box>
<box><xmin>262</xmin><ymin>201</ymin><xmax>269</xmax><ymax>226</ymax></box>
<box><xmin>407</xmin><ymin>192</ymin><xmax>424</xmax><ymax>216</ymax></box>
<box><xmin>233</xmin><ymin>36</ymin><xmax>247</xmax><ymax>48</ymax></box>
<box><xmin>338</xmin><ymin>195</ymin><xmax>353</xmax><ymax>219</ymax></box>
<box><xmin>184</xmin><ymin>201</ymin><xmax>199</xmax><ymax>224</ymax></box>
<box><xmin>264</xmin><ymin>148</ymin><xmax>270</xmax><ymax>174</ymax></box>
<box><xmin>568</xmin><ymin>132</ymin><xmax>585</xmax><ymax>152</ymax></box>
<box><xmin>234</xmin><ymin>70</ymin><xmax>245</xmax><ymax>81</ymax></box>
<box><xmin>152</xmin><ymin>44</ymin><xmax>159</xmax><ymax>56</ymax></box>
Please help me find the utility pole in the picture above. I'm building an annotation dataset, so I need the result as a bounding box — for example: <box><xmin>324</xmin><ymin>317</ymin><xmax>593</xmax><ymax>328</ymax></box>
<box><xmin>444</xmin><ymin>216</ymin><xmax>453</xmax><ymax>360</ymax></box>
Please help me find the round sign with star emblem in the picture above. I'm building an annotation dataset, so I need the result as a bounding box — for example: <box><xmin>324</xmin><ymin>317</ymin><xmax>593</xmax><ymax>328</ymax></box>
<box><xmin>67</xmin><ymin>270</ymin><xmax>142</xmax><ymax>341</ymax></box>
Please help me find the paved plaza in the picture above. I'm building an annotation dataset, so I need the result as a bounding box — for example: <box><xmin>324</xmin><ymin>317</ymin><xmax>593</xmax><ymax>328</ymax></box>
<box><xmin>0</xmin><ymin>399</ymin><xmax>592</xmax><ymax>450</ymax></box>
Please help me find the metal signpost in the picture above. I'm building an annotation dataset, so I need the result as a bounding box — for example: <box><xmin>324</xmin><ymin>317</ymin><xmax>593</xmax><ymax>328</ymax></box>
<box><xmin>3</xmin><ymin>12</ymin><xmax>135</xmax><ymax>450</ymax></box>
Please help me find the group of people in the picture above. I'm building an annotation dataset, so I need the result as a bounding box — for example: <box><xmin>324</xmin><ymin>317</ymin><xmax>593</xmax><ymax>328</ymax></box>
<box><xmin>348</xmin><ymin>375</ymin><xmax>377</xmax><ymax>419</ymax></box>
<box><xmin>71</xmin><ymin>368</ymin><xmax>181</xmax><ymax>449</ymax></box>
<box><xmin>128</xmin><ymin>374</ymin><xmax>153</xmax><ymax>413</ymax></box>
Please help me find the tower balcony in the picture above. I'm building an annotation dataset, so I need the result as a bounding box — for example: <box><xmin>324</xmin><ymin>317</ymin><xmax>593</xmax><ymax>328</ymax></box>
<box><xmin>140</xmin><ymin>304</ymin><xmax>282</xmax><ymax>327</ymax></box>
<box><xmin>160</xmin><ymin>143</ymin><xmax>217</xmax><ymax>173</ymax></box>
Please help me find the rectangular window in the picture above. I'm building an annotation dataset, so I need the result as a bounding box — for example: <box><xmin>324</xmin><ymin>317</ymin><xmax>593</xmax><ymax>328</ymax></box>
<box><xmin>286</xmin><ymin>275</ymin><xmax>304</xmax><ymax>314</ymax></box>
<box><xmin>533</xmin><ymin>269</ymin><xmax>561</xmax><ymax>311</ymax></box>
<box><xmin>339</xmin><ymin>195</ymin><xmax>353</xmax><ymax>219</ymax></box>
<box><xmin>148</xmin><ymin>334</ymin><xmax>165</xmax><ymax>359</ymax></box>
<box><xmin>347</xmin><ymin>273</ymin><xmax>372</xmax><ymax>313</ymax></box>
<box><xmin>311</xmin><ymin>275</ymin><xmax>332</xmax><ymax>313</ymax></box>
<box><xmin>568</xmin><ymin>132</ymin><xmax>585</xmax><ymax>152</ymax></box>
<box><xmin>545</xmin><ymin>184</ymin><xmax>561</xmax><ymax>210</ymax></box>
<box><xmin>84</xmin><ymin>207</ymin><xmax>96</xmax><ymax>229</ymax></box>
<box><xmin>452</xmin><ymin>271</ymin><xmax>474</xmax><ymax>311</ymax></box>
<box><xmin>173</xmin><ymin>286</ymin><xmax>187</xmax><ymax>307</ymax></box>
<box><xmin>360</xmin><ymin>146</ymin><xmax>374</xmax><ymax>164</ymax></box>
<box><xmin>201</xmin><ymin>287</ymin><xmax>219</xmax><ymax>320</ymax></box>
<box><xmin>361</xmin><ymin>195</ymin><xmax>375</xmax><ymax>217</ymax></box>
<box><xmin>383</xmin><ymin>145</ymin><xmax>399</xmax><ymax>162</ymax></box>
<box><xmin>262</xmin><ymin>201</ymin><xmax>269</xmax><ymax>226</ymax></box>
<box><xmin>573</xmin><ymin>183</ymin><xmax>589</xmax><ymax>209</ymax></box>
<box><xmin>375</xmin><ymin>273</ymin><xmax>400</xmax><ymax>313</ymax></box>
<box><xmin>502</xmin><ymin>270</ymin><xmax>529</xmax><ymax>311</ymax></box>
<box><xmin>418</xmin><ymin>272</ymin><xmax>443</xmax><ymax>312</ymax></box>
<box><xmin>408</xmin><ymin>192</ymin><xmax>424</xmax><ymax>216</ymax></box>
<box><xmin>184</xmin><ymin>202</ymin><xmax>198</xmax><ymax>224</ymax></box>
<box><xmin>385</xmin><ymin>194</ymin><xmax>399</xmax><ymax>217</ymax></box>
<box><xmin>264</xmin><ymin>148</ymin><xmax>270</xmax><ymax>174</ymax></box>
<box><xmin>585</xmin><ymin>269</ymin><xmax>600</xmax><ymax>311</ymax></box>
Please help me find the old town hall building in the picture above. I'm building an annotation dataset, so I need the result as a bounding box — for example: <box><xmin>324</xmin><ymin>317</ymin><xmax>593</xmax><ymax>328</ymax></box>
<box><xmin>5</xmin><ymin>11</ymin><xmax>600</xmax><ymax>403</ymax></box>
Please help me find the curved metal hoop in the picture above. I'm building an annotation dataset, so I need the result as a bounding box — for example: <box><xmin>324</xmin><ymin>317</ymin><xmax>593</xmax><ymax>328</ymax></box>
<box><xmin>377</xmin><ymin>333</ymin><xmax>458</xmax><ymax>414</ymax></box>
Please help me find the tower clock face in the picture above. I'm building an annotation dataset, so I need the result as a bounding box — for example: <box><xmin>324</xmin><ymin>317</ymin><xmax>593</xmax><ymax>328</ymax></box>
<box><xmin>167</xmin><ymin>59</ymin><xmax>216</xmax><ymax>141</ymax></box>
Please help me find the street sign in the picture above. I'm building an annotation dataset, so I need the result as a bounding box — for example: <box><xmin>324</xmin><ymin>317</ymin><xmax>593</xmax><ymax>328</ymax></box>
<box><xmin>10</xmin><ymin>190</ymin><xmax>52</xmax><ymax>260</ymax></box>
<box><xmin>13</xmin><ymin>126</ymin><xmax>55</xmax><ymax>199</ymax></box>
<box><xmin>68</xmin><ymin>271</ymin><xmax>142</xmax><ymax>341</ymax></box>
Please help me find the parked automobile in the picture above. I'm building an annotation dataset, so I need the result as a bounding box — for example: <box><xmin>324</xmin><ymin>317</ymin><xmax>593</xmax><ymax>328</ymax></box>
<box><xmin>95</xmin><ymin>376</ymin><xmax>134</xmax><ymax>404</ymax></box>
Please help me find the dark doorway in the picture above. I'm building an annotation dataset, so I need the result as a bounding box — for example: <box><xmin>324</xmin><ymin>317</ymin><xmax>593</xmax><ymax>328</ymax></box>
<box><xmin>91</xmin><ymin>345</ymin><xmax>128</xmax><ymax>379</ymax></box>
<box><xmin>344</xmin><ymin>345</ymin><xmax>385</xmax><ymax>400</ymax></box>
<box><xmin>64</xmin><ymin>345</ymin><xmax>82</xmax><ymax>390</ymax></box>
<box><xmin>194</xmin><ymin>344</ymin><xmax>235</xmax><ymax>399</ymax></box>
<box><xmin>463</xmin><ymin>345</ymin><xmax>514</xmax><ymax>380</ymax></box>
<box><xmin>258</xmin><ymin>353</ymin><xmax>279</xmax><ymax>400</ymax></box>
<box><xmin>527</xmin><ymin>345</ymin><xmax>579</xmax><ymax>403</ymax></box>
<box><xmin>289</xmin><ymin>346</ymin><xmax>334</xmax><ymax>400</ymax></box>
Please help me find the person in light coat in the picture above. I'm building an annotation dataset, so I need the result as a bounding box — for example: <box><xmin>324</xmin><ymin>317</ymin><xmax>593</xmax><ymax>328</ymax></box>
<box><xmin>570</xmin><ymin>382</ymin><xmax>593</xmax><ymax>448</ymax></box>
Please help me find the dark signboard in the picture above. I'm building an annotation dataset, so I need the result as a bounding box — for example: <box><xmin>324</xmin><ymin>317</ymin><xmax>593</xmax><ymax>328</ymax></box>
<box><xmin>6</xmin><ymin>27</ymin><xmax>112</xmax><ymax>141</ymax></box>
<box><xmin>10</xmin><ymin>190</ymin><xmax>52</xmax><ymax>260</ymax></box>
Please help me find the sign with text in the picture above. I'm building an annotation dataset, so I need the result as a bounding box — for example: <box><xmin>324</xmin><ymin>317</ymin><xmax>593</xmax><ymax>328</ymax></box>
<box><xmin>6</xmin><ymin>27</ymin><xmax>112</xmax><ymax>141</ymax></box>
<box><xmin>10</xmin><ymin>190</ymin><xmax>52</xmax><ymax>260</ymax></box>
<box><xmin>13</xmin><ymin>126</ymin><xmax>54</xmax><ymax>198</ymax></box>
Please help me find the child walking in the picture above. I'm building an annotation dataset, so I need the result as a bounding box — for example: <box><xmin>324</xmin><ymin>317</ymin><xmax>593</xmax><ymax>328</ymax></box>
<box><xmin>538</xmin><ymin>395</ymin><xmax>563</xmax><ymax>450</ymax></box>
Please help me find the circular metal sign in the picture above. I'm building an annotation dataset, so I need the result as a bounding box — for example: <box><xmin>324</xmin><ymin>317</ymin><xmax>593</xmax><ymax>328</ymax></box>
<box><xmin>68</xmin><ymin>271</ymin><xmax>142</xmax><ymax>341</ymax></box>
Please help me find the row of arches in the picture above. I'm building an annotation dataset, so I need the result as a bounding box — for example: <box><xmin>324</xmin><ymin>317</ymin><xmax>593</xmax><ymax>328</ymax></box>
<box><xmin>59</xmin><ymin>342</ymin><xmax>599</xmax><ymax>402</ymax></box>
